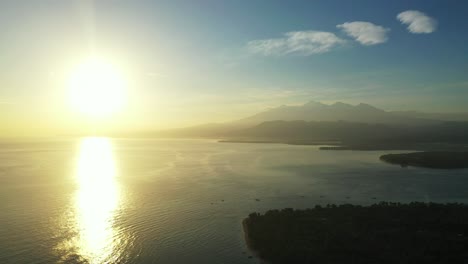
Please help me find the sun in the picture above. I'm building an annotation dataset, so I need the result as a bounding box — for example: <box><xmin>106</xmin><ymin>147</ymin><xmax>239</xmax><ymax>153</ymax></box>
<box><xmin>68</xmin><ymin>57</ymin><xmax>126</xmax><ymax>117</ymax></box>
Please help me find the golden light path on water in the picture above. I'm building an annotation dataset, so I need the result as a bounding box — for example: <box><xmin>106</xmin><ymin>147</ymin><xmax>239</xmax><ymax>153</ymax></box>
<box><xmin>70</xmin><ymin>137</ymin><xmax>122</xmax><ymax>263</ymax></box>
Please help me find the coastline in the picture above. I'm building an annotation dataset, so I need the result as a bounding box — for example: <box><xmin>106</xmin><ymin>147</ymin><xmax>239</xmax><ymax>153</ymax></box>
<box><xmin>242</xmin><ymin>218</ymin><xmax>266</xmax><ymax>263</ymax></box>
<box><xmin>380</xmin><ymin>151</ymin><xmax>468</xmax><ymax>169</ymax></box>
<box><xmin>220</xmin><ymin>139</ymin><xmax>468</xmax><ymax>153</ymax></box>
<box><xmin>219</xmin><ymin>139</ymin><xmax>341</xmax><ymax>146</ymax></box>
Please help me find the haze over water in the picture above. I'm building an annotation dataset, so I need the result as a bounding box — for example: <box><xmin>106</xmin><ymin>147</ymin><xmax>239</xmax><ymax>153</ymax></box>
<box><xmin>1</xmin><ymin>138</ymin><xmax>467</xmax><ymax>264</ymax></box>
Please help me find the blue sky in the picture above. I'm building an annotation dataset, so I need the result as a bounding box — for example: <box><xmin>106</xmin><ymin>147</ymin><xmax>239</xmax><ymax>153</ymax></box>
<box><xmin>1</xmin><ymin>0</ymin><xmax>468</xmax><ymax>134</ymax></box>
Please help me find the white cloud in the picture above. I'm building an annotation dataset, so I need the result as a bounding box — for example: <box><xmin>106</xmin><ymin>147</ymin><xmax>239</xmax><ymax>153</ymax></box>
<box><xmin>337</xmin><ymin>21</ymin><xmax>389</xmax><ymax>45</ymax></box>
<box><xmin>397</xmin><ymin>10</ymin><xmax>437</xmax><ymax>34</ymax></box>
<box><xmin>247</xmin><ymin>31</ymin><xmax>346</xmax><ymax>56</ymax></box>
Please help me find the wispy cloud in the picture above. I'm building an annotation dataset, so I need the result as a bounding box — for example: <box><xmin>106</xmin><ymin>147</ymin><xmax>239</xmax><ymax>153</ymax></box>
<box><xmin>397</xmin><ymin>10</ymin><xmax>437</xmax><ymax>34</ymax></box>
<box><xmin>337</xmin><ymin>21</ymin><xmax>389</xmax><ymax>45</ymax></box>
<box><xmin>247</xmin><ymin>31</ymin><xmax>346</xmax><ymax>56</ymax></box>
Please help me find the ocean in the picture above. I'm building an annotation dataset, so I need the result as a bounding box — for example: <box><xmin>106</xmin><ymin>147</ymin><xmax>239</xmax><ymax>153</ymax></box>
<box><xmin>1</xmin><ymin>138</ymin><xmax>467</xmax><ymax>263</ymax></box>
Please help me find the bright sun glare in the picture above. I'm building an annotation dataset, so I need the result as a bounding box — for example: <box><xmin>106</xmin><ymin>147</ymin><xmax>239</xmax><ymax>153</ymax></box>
<box><xmin>68</xmin><ymin>57</ymin><xmax>126</xmax><ymax>117</ymax></box>
<box><xmin>74</xmin><ymin>137</ymin><xmax>120</xmax><ymax>261</ymax></box>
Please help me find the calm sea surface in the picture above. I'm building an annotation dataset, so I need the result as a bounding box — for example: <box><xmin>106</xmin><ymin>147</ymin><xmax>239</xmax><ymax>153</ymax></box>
<box><xmin>1</xmin><ymin>138</ymin><xmax>467</xmax><ymax>263</ymax></box>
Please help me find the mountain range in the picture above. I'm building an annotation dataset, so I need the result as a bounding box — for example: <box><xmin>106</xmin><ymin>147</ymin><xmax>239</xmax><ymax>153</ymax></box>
<box><xmin>152</xmin><ymin>101</ymin><xmax>468</xmax><ymax>138</ymax></box>
<box><xmin>234</xmin><ymin>101</ymin><xmax>440</xmax><ymax>126</ymax></box>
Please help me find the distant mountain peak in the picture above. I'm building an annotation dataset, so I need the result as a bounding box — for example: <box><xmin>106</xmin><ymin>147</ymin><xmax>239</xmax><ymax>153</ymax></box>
<box><xmin>303</xmin><ymin>101</ymin><xmax>326</xmax><ymax>107</ymax></box>
<box><xmin>356</xmin><ymin>103</ymin><xmax>384</xmax><ymax>111</ymax></box>
<box><xmin>301</xmin><ymin>101</ymin><xmax>380</xmax><ymax>109</ymax></box>
<box><xmin>332</xmin><ymin>102</ymin><xmax>353</xmax><ymax>108</ymax></box>
<box><xmin>235</xmin><ymin>101</ymin><xmax>439</xmax><ymax>126</ymax></box>
<box><xmin>358</xmin><ymin>102</ymin><xmax>373</xmax><ymax>106</ymax></box>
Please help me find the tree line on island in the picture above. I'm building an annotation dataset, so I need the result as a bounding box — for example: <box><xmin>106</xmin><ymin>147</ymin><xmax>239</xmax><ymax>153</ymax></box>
<box><xmin>243</xmin><ymin>202</ymin><xmax>468</xmax><ymax>264</ymax></box>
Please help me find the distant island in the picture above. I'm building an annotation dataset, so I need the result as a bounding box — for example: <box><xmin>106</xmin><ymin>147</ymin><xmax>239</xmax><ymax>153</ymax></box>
<box><xmin>243</xmin><ymin>203</ymin><xmax>468</xmax><ymax>264</ymax></box>
<box><xmin>219</xmin><ymin>139</ymin><xmax>341</xmax><ymax>146</ymax></box>
<box><xmin>319</xmin><ymin>144</ymin><xmax>420</xmax><ymax>151</ymax></box>
<box><xmin>380</xmin><ymin>151</ymin><xmax>468</xmax><ymax>169</ymax></box>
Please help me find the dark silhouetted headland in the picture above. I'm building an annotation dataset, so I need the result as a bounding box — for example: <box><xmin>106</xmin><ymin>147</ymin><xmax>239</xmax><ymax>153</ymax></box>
<box><xmin>225</xmin><ymin>120</ymin><xmax>468</xmax><ymax>150</ymax></box>
<box><xmin>243</xmin><ymin>203</ymin><xmax>468</xmax><ymax>264</ymax></box>
<box><xmin>380</xmin><ymin>151</ymin><xmax>468</xmax><ymax>169</ymax></box>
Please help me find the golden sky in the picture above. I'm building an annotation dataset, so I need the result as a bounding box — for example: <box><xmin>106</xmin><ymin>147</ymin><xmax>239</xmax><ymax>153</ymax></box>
<box><xmin>1</xmin><ymin>1</ymin><xmax>467</xmax><ymax>137</ymax></box>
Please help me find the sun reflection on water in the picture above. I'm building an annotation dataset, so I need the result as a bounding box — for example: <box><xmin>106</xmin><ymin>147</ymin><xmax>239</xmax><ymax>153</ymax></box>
<box><xmin>68</xmin><ymin>137</ymin><xmax>121</xmax><ymax>263</ymax></box>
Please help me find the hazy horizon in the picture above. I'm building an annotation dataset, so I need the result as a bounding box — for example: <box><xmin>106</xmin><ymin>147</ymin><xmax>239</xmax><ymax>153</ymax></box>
<box><xmin>3</xmin><ymin>99</ymin><xmax>468</xmax><ymax>138</ymax></box>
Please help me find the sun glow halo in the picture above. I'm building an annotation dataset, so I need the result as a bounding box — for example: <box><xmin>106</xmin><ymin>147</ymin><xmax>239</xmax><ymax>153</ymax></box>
<box><xmin>68</xmin><ymin>58</ymin><xmax>126</xmax><ymax>117</ymax></box>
